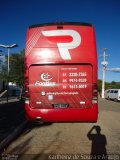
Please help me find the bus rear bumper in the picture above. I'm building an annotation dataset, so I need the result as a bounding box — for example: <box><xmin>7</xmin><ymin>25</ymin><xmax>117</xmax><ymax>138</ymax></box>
<box><xmin>25</xmin><ymin>104</ymin><xmax>98</xmax><ymax>123</ymax></box>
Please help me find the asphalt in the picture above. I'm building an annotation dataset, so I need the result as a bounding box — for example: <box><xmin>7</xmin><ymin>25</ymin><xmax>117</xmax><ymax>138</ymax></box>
<box><xmin>0</xmin><ymin>98</ymin><xmax>26</xmax><ymax>154</ymax></box>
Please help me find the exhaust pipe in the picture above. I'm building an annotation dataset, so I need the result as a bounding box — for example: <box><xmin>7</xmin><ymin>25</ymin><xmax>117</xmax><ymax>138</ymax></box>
<box><xmin>35</xmin><ymin>117</ymin><xmax>44</xmax><ymax>124</ymax></box>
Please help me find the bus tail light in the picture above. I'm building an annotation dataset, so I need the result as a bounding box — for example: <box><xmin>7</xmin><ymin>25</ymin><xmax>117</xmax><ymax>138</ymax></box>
<box><xmin>25</xmin><ymin>89</ymin><xmax>29</xmax><ymax>98</ymax></box>
<box><xmin>92</xmin><ymin>84</ymin><xmax>98</xmax><ymax>104</ymax></box>
<box><xmin>24</xmin><ymin>75</ymin><xmax>30</xmax><ymax>104</ymax></box>
<box><xmin>25</xmin><ymin>89</ymin><xmax>30</xmax><ymax>104</ymax></box>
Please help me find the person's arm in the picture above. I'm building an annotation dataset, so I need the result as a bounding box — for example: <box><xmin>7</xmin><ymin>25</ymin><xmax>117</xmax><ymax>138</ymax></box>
<box><xmin>87</xmin><ymin>126</ymin><xmax>96</xmax><ymax>139</ymax></box>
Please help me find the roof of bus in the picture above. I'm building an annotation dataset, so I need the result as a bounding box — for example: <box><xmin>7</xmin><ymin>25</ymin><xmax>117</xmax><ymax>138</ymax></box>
<box><xmin>29</xmin><ymin>22</ymin><xmax>92</xmax><ymax>29</ymax></box>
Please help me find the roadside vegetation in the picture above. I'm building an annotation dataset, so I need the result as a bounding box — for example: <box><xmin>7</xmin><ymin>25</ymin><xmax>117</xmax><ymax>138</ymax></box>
<box><xmin>98</xmin><ymin>79</ymin><xmax>120</xmax><ymax>93</ymax></box>
<box><xmin>0</xmin><ymin>49</ymin><xmax>24</xmax><ymax>88</ymax></box>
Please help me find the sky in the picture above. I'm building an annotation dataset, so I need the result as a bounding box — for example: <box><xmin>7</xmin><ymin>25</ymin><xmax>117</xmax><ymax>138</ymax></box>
<box><xmin>0</xmin><ymin>0</ymin><xmax>120</xmax><ymax>82</ymax></box>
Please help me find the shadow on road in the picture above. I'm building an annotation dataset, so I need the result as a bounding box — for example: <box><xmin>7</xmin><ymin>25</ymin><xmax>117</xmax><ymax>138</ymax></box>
<box><xmin>22</xmin><ymin>121</ymin><xmax>53</xmax><ymax>136</ymax></box>
<box><xmin>1</xmin><ymin>122</ymin><xmax>55</xmax><ymax>160</ymax></box>
<box><xmin>0</xmin><ymin>100</ymin><xmax>53</xmax><ymax>154</ymax></box>
<box><xmin>0</xmin><ymin>101</ymin><xmax>25</xmax><ymax>143</ymax></box>
<box><xmin>0</xmin><ymin>100</ymin><xmax>26</xmax><ymax>156</ymax></box>
<box><xmin>87</xmin><ymin>125</ymin><xmax>108</xmax><ymax>160</ymax></box>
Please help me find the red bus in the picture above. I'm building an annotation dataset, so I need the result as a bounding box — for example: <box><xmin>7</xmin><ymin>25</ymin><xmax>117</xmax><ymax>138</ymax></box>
<box><xmin>24</xmin><ymin>22</ymin><xmax>98</xmax><ymax>122</ymax></box>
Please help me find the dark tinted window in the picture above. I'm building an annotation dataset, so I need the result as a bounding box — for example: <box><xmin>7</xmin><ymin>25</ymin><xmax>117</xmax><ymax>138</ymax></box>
<box><xmin>114</xmin><ymin>90</ymin><xmax>118</xmax><ymax>93</ymax></box>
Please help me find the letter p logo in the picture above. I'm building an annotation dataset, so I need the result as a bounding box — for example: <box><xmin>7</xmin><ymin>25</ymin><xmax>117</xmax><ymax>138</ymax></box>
<box><xmin>42</xmin><ymin>30</ymin><xmax>81</xmax><ymax>60</ymax></box>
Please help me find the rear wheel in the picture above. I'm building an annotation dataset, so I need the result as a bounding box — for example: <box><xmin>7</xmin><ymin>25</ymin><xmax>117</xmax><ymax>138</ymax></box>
<box><xmin>107</xmin><ymin>96</ymin><xmax>110</xmax><ymax>100</ymax></box>
<box><xmin>114</xmin><ymin>98</ymin><xmax>118</xmax><ymax>102</ymax></box>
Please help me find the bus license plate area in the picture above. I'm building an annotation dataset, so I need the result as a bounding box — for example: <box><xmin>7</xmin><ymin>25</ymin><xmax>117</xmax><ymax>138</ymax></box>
<box><xmin>52</xmin><ymin>104</ymin><xmax>69</xmax><ymax>109</ymax></box>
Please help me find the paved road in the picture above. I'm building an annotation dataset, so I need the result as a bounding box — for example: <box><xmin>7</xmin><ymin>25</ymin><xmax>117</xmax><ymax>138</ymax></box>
<box><xmin>1</xmin><ymin>98</ymin><xmax>120</xmax><ymax>160</ymax></box>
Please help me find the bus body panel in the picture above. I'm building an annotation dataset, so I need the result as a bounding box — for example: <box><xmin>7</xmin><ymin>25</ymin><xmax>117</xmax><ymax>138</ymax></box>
<box><xmin>25</xmin><ymin>104</ymin><xmax>98</xmax><ymax>122</ymax></box>
<box><xmin>29</xmin><ymin>65</ymin><xmax>93</xmax><ymax>109</ymax></box>
<box><xmin>25</xmin><ymin>23</ymin><xmax>98</xmax><ymax>122</ymax></box>
<box><xmin>25</xmin><ymin>25</ymin><xmax>97</xmax><ymax>66</ymax></box>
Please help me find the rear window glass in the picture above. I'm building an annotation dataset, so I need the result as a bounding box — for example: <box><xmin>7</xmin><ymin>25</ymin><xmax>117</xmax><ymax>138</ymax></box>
<box><xmin>114</xmin><ymin>90</ymin><xmax>118</xmax><ymax>93</ymax></box>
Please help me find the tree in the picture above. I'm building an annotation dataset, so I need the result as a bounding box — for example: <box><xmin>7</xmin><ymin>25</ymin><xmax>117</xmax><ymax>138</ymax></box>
<box><xmin>111</xmin><ymin>81</ymin><xmax>116</xmax><ymax>85</ymax></box>
<box><xmin>98</xmin><ymin>79</ymin><xmax>102</xmax><ymax>93</ymax></box>
<box><xmin>0</xmin><ymin>61</ymin><xmax>8</xmax><ymax>82</ymax></box>
<box><xmin>0</xmin><ymin>49</ymin><xmax>25</xmax><ymax>87</ymax></box>
<box><xmin>9</xmin><ymin>49</ymin><xmax>24</xmax><ymax>86</ymax></box>
<box><xmin>98</xmin><ymin>79</ymin><xmax>120</xmax><ymax>92</ymax></box>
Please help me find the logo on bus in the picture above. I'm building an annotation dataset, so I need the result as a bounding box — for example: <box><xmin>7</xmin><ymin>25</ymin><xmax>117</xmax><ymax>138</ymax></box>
<box><xmin>42</xmin><ymin>30</ymin><xmax>81</xmax><ymax>60</ymax></box>
<box><xmin>41</xmin><ymin>72</ymin><xmax>53</xmax><ymax>81</ymax></box>
<box><xmin>35</xmin><ymin>72</ymin><xmax>56</xmax><ymax>86</ymax></box>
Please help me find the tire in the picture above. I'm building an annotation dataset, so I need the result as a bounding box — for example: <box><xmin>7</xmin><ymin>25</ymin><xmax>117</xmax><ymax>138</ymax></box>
<box><xmin>107</xmin><ymin>96</ymin><xmax>110</xmax><ymax>100</ymax></box>
<box><xmin>114</xmin><ymin>98</ymin><xmax>118</xmax><ymax>102</ymax></box>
